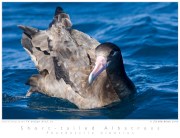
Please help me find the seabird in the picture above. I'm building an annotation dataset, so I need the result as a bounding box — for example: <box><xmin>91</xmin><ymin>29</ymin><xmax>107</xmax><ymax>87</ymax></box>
<box><xmin>89</xmin><ymin>42</ymin><xmax>136</xmax><ymax>98</ymax></box>
<box><xmin>18</xmin><ymin>7</ymin><xmax>136</xmax><ymax>109</ymax></box>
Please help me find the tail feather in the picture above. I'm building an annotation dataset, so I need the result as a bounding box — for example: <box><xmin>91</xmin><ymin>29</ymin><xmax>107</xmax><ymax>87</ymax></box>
<box><xmin>18</xmin><ymin>25</ymin><xmax>39</xmax><ymax>37</ymax></box>
<box><xmin>25</xmin><ymin>75</ymin><xmax>39</xmax><ymax>86</ymax></box>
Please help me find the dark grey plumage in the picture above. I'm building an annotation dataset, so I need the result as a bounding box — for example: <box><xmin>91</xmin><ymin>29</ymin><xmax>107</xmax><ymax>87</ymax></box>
<box><xmin>18</xmin><ymin>7</ymin><xmax>136</xmax><ymax>109</ymax></box>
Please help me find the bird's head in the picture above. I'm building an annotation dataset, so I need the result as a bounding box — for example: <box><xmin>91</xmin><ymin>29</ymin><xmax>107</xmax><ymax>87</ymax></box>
<box><xmin>88</xmin><ymin>42</ymin><xmax>124</xmax><ymax>84</ymax></box>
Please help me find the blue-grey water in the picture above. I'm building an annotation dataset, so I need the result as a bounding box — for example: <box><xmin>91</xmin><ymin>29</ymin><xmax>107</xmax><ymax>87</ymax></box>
<box><xmin>2</xmin><ymin>2</ymin><xmax>178</xmax><ymax>119</ymax></box>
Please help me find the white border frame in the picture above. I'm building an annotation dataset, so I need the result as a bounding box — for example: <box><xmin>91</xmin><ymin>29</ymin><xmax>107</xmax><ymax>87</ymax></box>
<box><xmin>0</xmin><ymin>0</ymin><xmax>179</xmax><ymax>138</ymax></box>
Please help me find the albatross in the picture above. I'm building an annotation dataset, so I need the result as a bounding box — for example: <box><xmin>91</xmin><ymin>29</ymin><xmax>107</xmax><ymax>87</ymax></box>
<box><xmin>18</xmin><ymin>7</ymin><xmax>136</xmax><ymax>109</ymax></box>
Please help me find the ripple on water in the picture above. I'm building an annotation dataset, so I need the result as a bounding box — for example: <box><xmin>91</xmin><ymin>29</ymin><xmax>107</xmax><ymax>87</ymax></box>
<box><xmin>2</xmin><ymin>2</ymin><xmax>178</xmax><ymax>119</ymax></box>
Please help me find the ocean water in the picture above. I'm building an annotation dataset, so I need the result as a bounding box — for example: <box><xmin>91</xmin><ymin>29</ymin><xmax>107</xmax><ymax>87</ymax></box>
<box><xmin>2</xmin><ymin>2</ymin><xmax>178</xmax><ymax>119</ymax></box>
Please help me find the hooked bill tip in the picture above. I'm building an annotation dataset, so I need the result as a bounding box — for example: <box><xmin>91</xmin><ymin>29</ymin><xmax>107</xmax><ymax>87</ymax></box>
<box><xmin>88</xmin><ymin>73</ymin><xmax>94</xmax><ymax>85</ymax></box>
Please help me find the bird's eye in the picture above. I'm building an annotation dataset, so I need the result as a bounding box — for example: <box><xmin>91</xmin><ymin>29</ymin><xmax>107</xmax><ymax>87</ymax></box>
<box><xmin>110</xmin><ymin>50</ymin><xmax>115</xmax><ymax>56</ymax></box>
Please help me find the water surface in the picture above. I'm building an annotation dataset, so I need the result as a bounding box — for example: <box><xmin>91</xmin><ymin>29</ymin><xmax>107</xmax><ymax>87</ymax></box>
<box><xmin>2</xmin><ymin>2</ymin><xmax>178</xmax><ymax>119</ymax></box>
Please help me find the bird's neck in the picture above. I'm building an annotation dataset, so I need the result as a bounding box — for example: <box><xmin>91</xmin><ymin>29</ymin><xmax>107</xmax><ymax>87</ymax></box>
<box><xmin>107</xmin><ymin>69</ymin><xmax>132</xmax><ymax>98</ymax></box>
<box><xmin>106</xmin><ymin>56</ymin><xmax>134</xmax><ymax>98</ymax></box>
<box><xmin>86</xmin><ymin>71</ymin><xmax>119</xmax><ymax>104</ymax></box>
